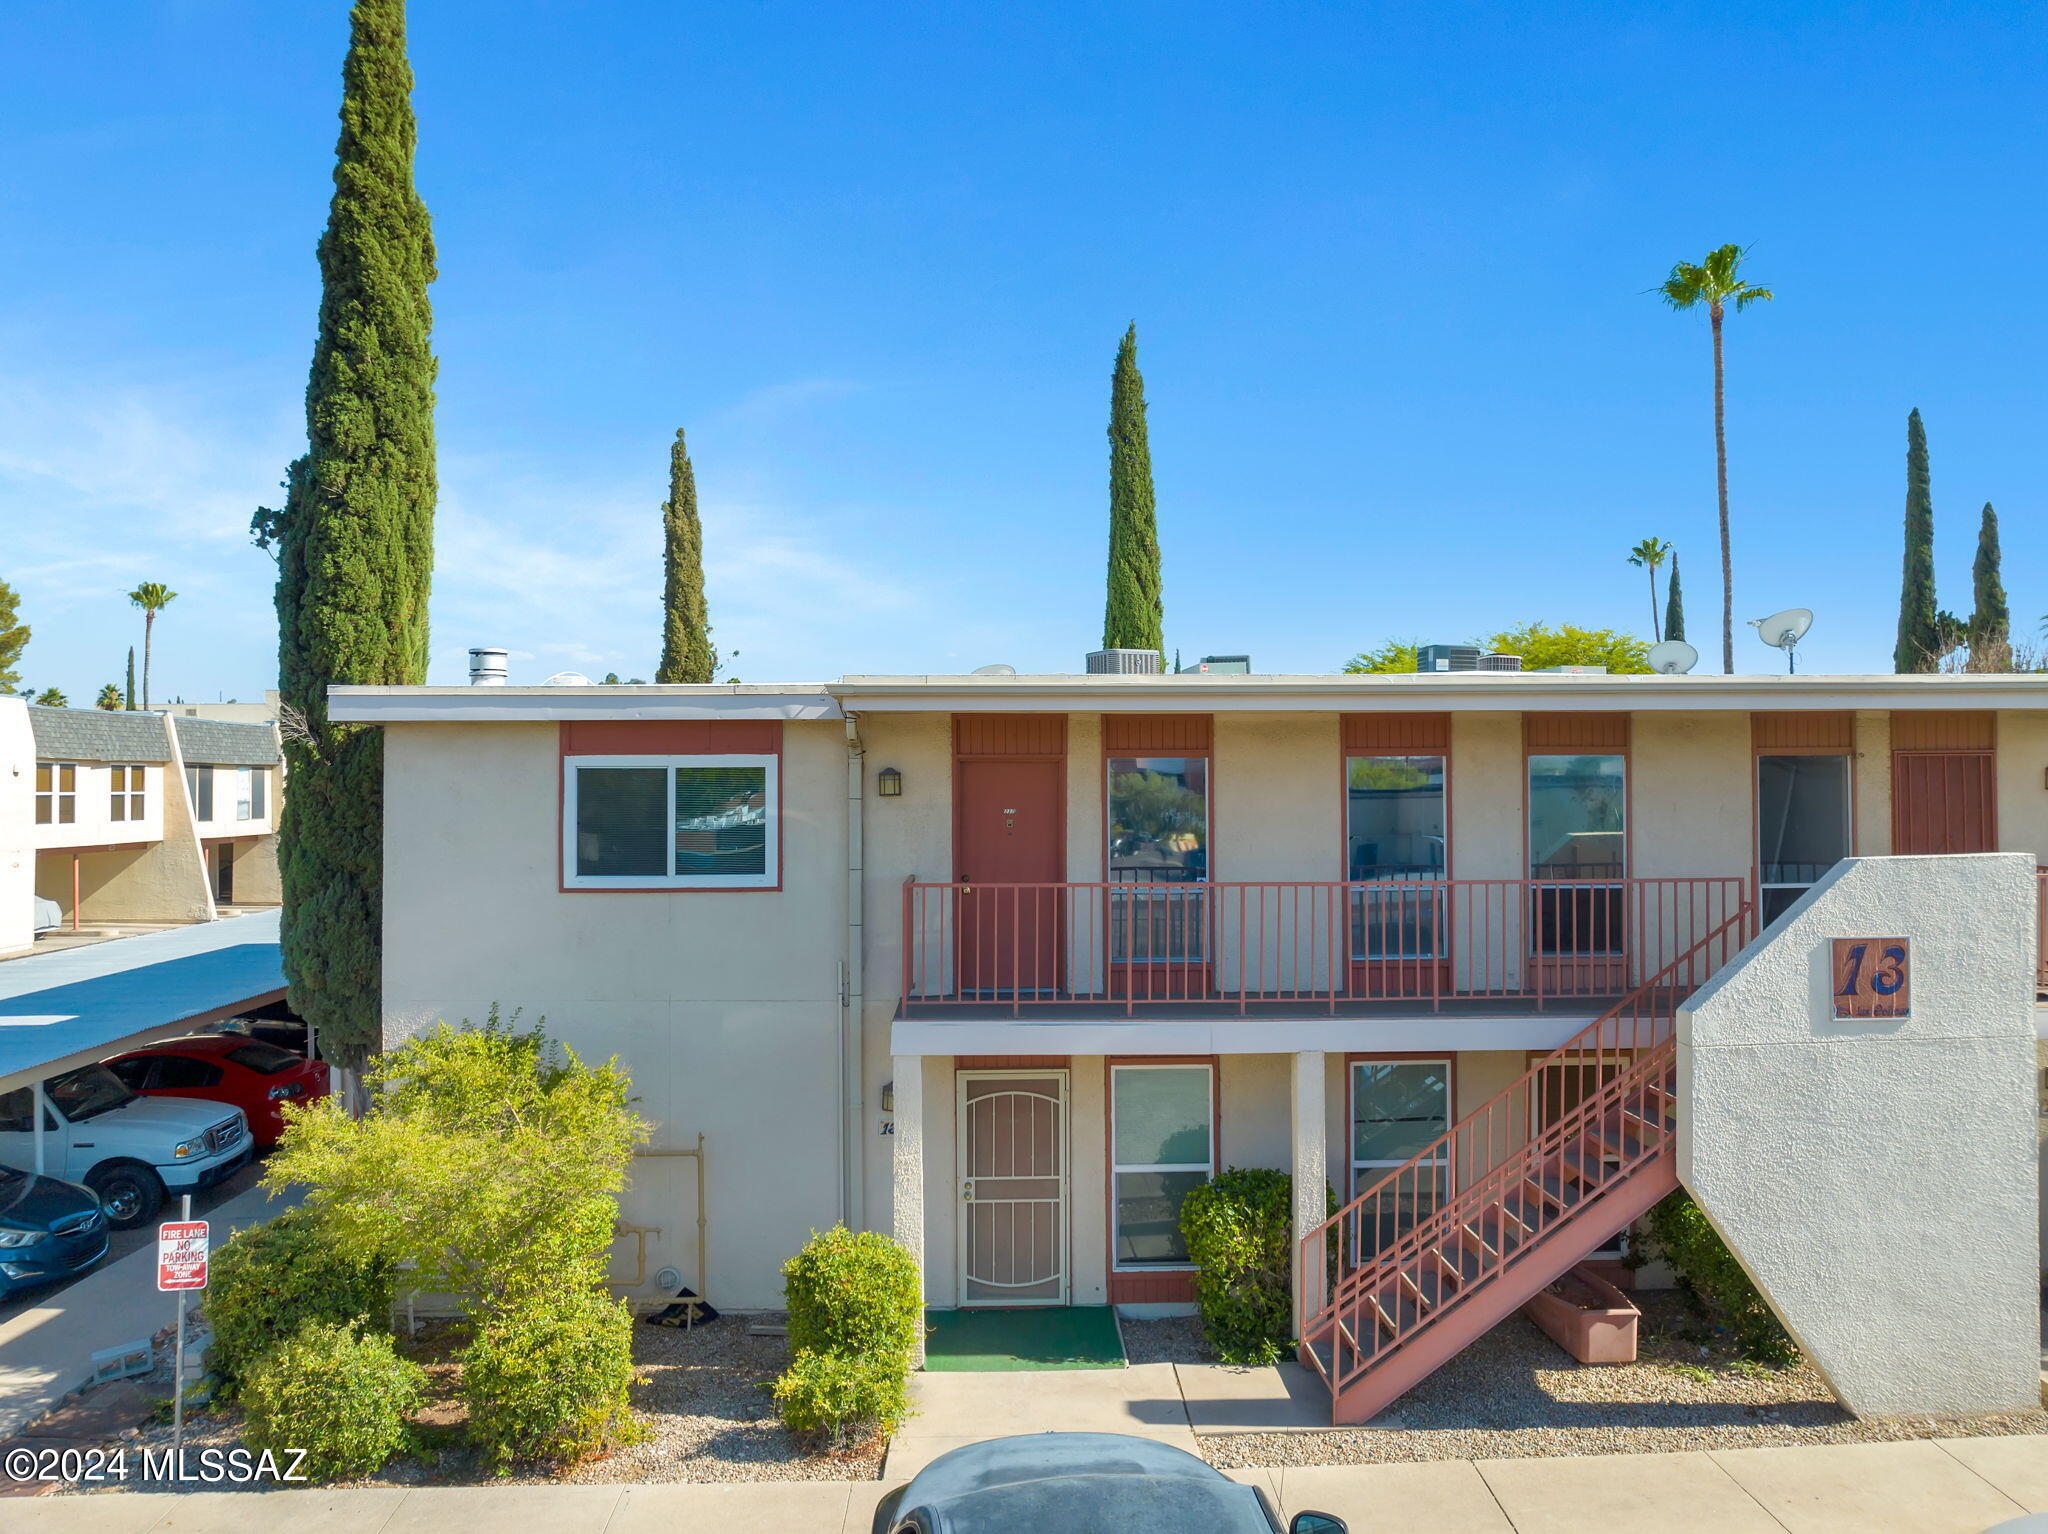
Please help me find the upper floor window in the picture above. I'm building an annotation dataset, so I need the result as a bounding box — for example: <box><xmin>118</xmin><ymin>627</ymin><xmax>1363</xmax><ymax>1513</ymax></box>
<box><xmin>186</xmin><ymin>764</ymin><xmax>215</xmax><ymax>821</ymax></box>
<box><xmin>1758</xmin><ymin>754</ymin><xmax>1850</xmax><ymax>923</ymax></box>
<box><xmin>35</xmin><ymin>762</ymin><xmax>76</xmax><ymax>825</ymax></box>
<box><xmin>1346</xmin><ymin>756</ymin><xmax>1446</xmax><ymax>881</ymax></box>
<box><xmin>563</xmin><ymin>755</ymin><xmax>777</xmax><ymax>889</ymax></box>
<box><xmin>232</xmin><ymin>766</ymin><xmax>267</xmax><ymax>821</ymax></box>
<box><xmin>1108</xmin><ymin>756</ymin><xmax>1208</xmax><ymax>885</ymax></box>
<box><xmin>1528</xmin><ymin>754</ymin><xmax>1626</xmax><ymax>880</ymax></box>
<box><xmin>110</xmin><ymin>764</ymin><xmax>146</xmax><ymax>822</ymax></box>
<box><xmin>248</xmin><ymin>767</ymin><xmax>268</xmax><ymax>820</ymax></box>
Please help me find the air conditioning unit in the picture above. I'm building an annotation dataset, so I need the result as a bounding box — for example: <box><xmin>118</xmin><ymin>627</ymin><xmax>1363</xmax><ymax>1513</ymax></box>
<box><xmin>1479</xmin><ymin>653</ymin><xmax>1523</xmax><ymax>672</ymax></box>
<box><xmin>1417</xmin><ymin>644</ymin><xmax>1480</xmax><ymax>673</ymax></box>
<box><xmin>1085</xmin><ymin>649</ymin><xmax>1164</xmax><ymax>675</ymax></box>
<box><xmin>1178</xmin><ymin>654</ymin><xmax>1251</xmax><ymax>674</ymax></box>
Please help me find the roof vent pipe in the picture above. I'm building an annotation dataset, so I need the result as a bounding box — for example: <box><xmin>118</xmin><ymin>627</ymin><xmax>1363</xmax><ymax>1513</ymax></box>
<box><xmin>468</xmin><ymin>647</ymin><xmax>509</xmax><ymax>686</ymax></box>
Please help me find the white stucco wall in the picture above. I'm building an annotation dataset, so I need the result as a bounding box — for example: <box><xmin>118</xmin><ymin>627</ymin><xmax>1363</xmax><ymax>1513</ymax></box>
<box><xmin>1679</xmin><ymin>853</ymin><xmax>2041</xmax><ymax>1417</ymax></box>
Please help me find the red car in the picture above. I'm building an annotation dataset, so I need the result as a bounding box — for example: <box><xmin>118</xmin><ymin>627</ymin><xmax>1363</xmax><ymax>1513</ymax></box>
<box><xmin>104</xmin><ymin>1036</ymin><xmax>329</xmax><ymax>1147</ymax></box>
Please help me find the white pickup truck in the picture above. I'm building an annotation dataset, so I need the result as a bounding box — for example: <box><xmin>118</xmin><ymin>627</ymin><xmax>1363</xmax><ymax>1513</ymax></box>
<box><xmin>0</xmin><ymin>1063</ymin><xmax>251</xmax><ymax>1228</ymax></box>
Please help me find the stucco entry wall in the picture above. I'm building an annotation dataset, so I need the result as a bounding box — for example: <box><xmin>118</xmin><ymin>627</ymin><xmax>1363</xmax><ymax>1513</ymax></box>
<box><xmin>1678</xmin><ymin>853</ymin><xmax>2040</xmax><ymax>1418</ymax></box>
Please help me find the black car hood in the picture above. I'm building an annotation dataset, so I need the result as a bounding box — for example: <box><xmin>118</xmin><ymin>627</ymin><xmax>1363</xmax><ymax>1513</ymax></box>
<box><xmin>0</xmin><ymin>1170</ymin><xmax>99</xmax><ymax>1232</ymax></box>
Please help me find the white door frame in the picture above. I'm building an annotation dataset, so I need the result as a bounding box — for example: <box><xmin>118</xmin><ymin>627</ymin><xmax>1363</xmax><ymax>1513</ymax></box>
<box><xmin>954</xmin><ymin>1068</ymin><xmax>1069</xmax><ymax>1307</ymax></box>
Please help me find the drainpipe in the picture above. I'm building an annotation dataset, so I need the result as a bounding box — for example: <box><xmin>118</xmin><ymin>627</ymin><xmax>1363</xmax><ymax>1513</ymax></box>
<box><xmin>842</xmin><ymin>714</ymin><xmax>867</xmax><ymax>1230</ymax></box>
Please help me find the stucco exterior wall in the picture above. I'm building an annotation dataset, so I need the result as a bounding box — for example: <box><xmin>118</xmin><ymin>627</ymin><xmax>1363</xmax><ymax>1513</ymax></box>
<box><xmin>1448</xmin><ymin>713</ymin><xmax>1522</xmax><ymax>879</ymax></box>
<box><xmin>379</xmin><ymin>718</ymin><xmax>850</xmax><ymax>1310</ymax></box>
<box><xmin>1995</xmin><ymin>711</ymin><xmax>2048</xmax><ymax>863</ymax></box>
<box><xmin>1221</xmin><ymin>1053</ymin><xmax>1292</xmax><ymax>1171</ymax></box>
<box><xmin>1679</xmin><ymin>853</ymin><xmax>2041</xmax><ymax>1417</ymax></box>
<box><xmin>1631</xmin><ymin>713</ymin><xmax>1750</xmax><ymax>880</ymax></box>
<box><xmin>1853</xmin><ymin>710</ymin><xmax>1891</xmax><ymax>855</ymax></box>
<box><xmin>0</xmin><ymin>699</ymin><xmax>33</xmax><ymax>956</ymax></box>
<box><xmin>27</xmin><ymin>758</ymin><xmax>169</xmax><ymax>852</ymax></box>
<box><xmin>1213</xmin><ymin>714</ymin><xmax>1341</xmax><ymax>882</ymax></box>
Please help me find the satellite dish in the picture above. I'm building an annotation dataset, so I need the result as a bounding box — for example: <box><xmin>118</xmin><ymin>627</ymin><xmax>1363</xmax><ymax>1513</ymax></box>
<box><xmin>1646</xmin><ymin>639</ymin><xmax>1699</xmax><ymax>675</ymax></box>
<box><xmin>1747</xmin><ymin>609</ymin><xmax>1814</xmax><ymax>673</ymax></box>
<box><xmin>970</xmin><ymin>663</ymin><xmax>1017</xmax><ymax>676</ymax></box>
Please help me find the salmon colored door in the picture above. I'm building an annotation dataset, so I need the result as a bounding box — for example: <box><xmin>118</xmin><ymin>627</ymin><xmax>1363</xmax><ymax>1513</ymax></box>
<box><xmin>956</xmin><ymin>758</ymin><xmax>1064</xmax><ymax>996</ymax></box>
<box><xmin>1892</xmin><ymin>753</ymin><xmax>1995</xmax><ymax>853</ymax></box>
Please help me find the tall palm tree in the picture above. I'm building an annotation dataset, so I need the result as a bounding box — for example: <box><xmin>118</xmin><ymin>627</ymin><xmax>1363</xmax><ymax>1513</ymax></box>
<box><xmin>1656</xmin><ymin>245</ymin><xmax>1774</xmax><ymax>672</ymax></box>
<box><xmin>127</xmin><ymin>582</ymin><xmax>177</xmax><ymax>709</ymax></box>
<box><xmin>1627</xmin><ymin>537</ymin><xmax>1674</xmax><ymax>642</ymax></box>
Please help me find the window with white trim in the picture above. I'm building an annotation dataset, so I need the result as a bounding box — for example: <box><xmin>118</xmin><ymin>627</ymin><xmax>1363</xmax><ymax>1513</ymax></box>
<box><xmin>109</xmin><ymin>764</ymin><xmax>146</xmax><ymax>822</ymax></box>
<box><xmin>249</xmin><ymin>766</ymin><xmax>268</xmax><ymax>820</ymax></box>
<box><xmin>1350</xmin><ymin>1059</ymin><xmax>1451</xmax><ymax>1257</ymax></box>
<box><xmin>1110</xmin><ymin>1063</ymin><xmax>1213</xmax><ymax>1268</ymax></box>
<box><xmin>563</xmin><ymin>754</ymin><xmax>777</xmax><ymax>889</ymax></box>
<box><xmin>35</xmin><ymin>763</ymin><xmax>76</xmax><ymax>825</ymax></box>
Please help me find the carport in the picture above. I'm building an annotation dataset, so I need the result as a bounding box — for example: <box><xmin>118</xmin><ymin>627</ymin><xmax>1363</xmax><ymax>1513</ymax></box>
<box><xmin>0</xmin><ymin>908</ymin><xmax>286</xmax><ymax>1173</ymax></box>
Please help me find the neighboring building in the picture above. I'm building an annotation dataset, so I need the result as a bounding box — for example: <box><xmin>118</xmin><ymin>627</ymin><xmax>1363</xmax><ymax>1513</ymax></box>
<box><xmin>0</xmin><ymin>697</ymin><xmax>282</xmax><ymax>956</ymax></box>
<box><xmin>331</xmin><ymin>664</ymin><xmax>2048</xmax><ymax>1422</ymax></box>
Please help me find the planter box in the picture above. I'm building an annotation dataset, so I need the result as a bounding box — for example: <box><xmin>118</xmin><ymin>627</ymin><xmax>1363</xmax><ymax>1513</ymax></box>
<box><xmin>1522</xmin><ymin>1264</ymin><xmax>1639</xmax><ymax>1364</ymax></box>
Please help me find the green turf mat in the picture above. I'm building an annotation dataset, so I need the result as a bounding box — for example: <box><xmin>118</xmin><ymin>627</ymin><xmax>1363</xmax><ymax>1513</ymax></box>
<box><xmin>923</xmin><ymin>1306</ymin><xmax>1127</xmax><ymax>1370</ymax></box>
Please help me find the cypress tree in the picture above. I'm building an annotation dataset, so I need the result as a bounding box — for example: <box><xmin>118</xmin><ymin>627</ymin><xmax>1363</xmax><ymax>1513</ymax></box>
<box><xmin>655</xmin><ymin>427</ymin><xmax>714</xmax><ymax>683</ymax></box>
<box><xmin>1104</xmin><ymin>323</ymin><xmax>1163</xmax><ymax>656</ymax></box>
<box><xmin>1893</xmin><ymin>409</ymin><xmax>1938</xmax><ymax>673</ymax></box>
<box><xmin>1663</xmin><ymin>552</ymin><xmax>1685</xmax><ymax>643</ymax></box>
<box><xmin>124</xmin><ymin>647</ymin><xmax>135</xmax><ymax>709</ymax></box>
<box><xmin>1970</xmin><ymin>501</ymin><xmax>2009</xmax><ymax>662</ymax></box>
<box><xmin>261</xmin><ymin>0</ymin><xmax>437</xmax><ymax>1073</ymax></box>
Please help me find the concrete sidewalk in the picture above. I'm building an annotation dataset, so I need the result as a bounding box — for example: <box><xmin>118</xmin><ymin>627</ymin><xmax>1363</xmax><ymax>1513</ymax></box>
<box><xmin>0</xmin><ymin>1180</ymin><xmax>296</xmax><ymax>1440</ymax></box>
<box><xmin>5</xmin><ymin>1435</ymin><xmax>2044</xmax><ymax>1533</ymax></box>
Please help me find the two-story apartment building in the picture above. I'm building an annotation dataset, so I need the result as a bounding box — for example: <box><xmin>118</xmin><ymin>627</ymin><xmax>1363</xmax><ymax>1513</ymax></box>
<box><xmin>0</xmin><ymin>699</ymin><xmax>282</xmax><ymax>956</ymax></box>
<box><xmin>331</xmin><ymin>664</ymin><xmax>2048</xmax><ymax>1423</ymax></box>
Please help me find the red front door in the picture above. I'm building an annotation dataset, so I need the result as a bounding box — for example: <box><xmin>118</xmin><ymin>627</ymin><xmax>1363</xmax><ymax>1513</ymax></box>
<box><xmin>956</xmin><ymin>758</ymin><xmax>1063</xmax><ymax>996</ymax></box>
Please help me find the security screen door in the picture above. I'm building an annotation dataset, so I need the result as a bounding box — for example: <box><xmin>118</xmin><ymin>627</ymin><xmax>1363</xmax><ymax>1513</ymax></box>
<box><xmin>957</xmin><ymin>1072</ymin><xmax>1067</xmax><ymax>1305</ymax></box>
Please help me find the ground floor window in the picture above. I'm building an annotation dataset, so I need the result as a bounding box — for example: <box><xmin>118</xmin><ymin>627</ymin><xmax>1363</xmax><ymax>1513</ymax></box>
<box><xmin>1350</xmin><ymin>1058</ymin><xmax>1451</xmax><ymax>1254</ymax></box>
<box><xmin>1110</xmin><ymin>1063</ymin><xmax>1214</xmax><ymax>1268</ymax></box>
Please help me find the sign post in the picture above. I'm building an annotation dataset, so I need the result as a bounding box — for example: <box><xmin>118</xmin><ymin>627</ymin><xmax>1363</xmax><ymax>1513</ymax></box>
<box><xmin>157</xmin><ymin>1201</ymin><xmax>208</xmax><ymax>1464</ymax></box>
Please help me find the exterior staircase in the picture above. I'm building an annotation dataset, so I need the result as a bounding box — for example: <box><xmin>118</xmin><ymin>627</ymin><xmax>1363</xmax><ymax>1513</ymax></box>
<box><xmin>1296</xmin><ymin>905</ymin><xmax>1753</xmax><ymax>1424</ymax></box>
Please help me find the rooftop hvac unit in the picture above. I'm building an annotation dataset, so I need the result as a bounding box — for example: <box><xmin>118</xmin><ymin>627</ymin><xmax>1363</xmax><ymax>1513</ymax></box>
<box><xmin>1417</xmin><ymin>644</ymin><xmax>1480</xmax><ymax>673</ymax></box>
<box><xmin>1085</xmin><ymin>648</ymin><xmax>1164</xmax><ymax>675</ymax></box>
<box><xmin>1479</xmin><ymin>653</ymin><xmax>1523</xmax><ymax>672</ymax></box>
<box><xmin>1178</xmin><ymin>654</ymin><xmax>1251</xmax><ymax>674</ymax></box>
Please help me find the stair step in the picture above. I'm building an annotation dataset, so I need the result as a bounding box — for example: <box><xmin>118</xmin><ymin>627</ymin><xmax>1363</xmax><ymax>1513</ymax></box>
<box><xmin>1403</xmin><ymin>1263</ymin><xmax>1453</xmax><ymax>1306</ymax></box>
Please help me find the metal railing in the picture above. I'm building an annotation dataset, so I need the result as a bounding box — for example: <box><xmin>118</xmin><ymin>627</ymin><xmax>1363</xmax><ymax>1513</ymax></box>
<box><xmin>1294</xmin><ymin>903</ymin><xmax>1752</xmax><ymax>1396</ymax></box>
<box><xmin>900</xmin><ymin>876</ymin><xmax>1750</xmax><ymax>1015</ymax></box>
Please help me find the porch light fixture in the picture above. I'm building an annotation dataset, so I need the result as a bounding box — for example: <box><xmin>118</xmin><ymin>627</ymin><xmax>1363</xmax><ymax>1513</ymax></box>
<box><xmin>876</xmin><ymin>767</ymin><xmax>903</xmax><ymax>798</ymax></box>
<box><xmin>881</xmin><ymin>1080</ymin><xmax>895</xmax><ymax>1112</ymax></box>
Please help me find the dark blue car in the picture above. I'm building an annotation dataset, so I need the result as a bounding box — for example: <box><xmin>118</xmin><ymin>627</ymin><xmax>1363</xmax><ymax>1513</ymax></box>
<box><xmin>871</xmin><ymin>1433</ymin><xmax>1347</xmax><ymax>1534</ymax></box>
<box><xmin>0</xmin><ymin>1163</ymin><xmax>109</xmax><ymax>1295</ymax></box>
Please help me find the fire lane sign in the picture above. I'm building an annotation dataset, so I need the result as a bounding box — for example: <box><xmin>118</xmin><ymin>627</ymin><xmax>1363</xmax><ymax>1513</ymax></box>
<box><xmin>156</xmin><ymin>1220</ymin><xmax>209</xmax><ymax>1292</ymax></box>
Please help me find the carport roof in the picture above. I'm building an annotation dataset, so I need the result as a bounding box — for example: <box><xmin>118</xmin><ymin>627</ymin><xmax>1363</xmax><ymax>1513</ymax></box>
<box><xmin>0</xmin><ymin>909</ymin><xmax>285</xmax><ymax>1094</ymax></box>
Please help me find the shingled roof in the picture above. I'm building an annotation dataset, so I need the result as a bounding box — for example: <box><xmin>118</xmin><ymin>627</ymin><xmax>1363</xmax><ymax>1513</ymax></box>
<box><xmin>26</xmin><ymin>706</ymin><xmax>172</xmax><ymax>764</ymax></box>
<box><xmin>171</xmin><ymin>715</ymin><xmax>281</xmax><ymax>767</ymax></box>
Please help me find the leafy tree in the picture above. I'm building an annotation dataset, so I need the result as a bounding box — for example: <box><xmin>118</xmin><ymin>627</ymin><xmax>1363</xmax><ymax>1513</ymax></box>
<box><xmin>33</xmin><ymin>687</ymin><xmax>66</xmax><ymax>707</ymax></box>
<box><xmin>1626</xmin><ymin>538</ymin><xmax>1673</xmax><ymax>641</ymax></box>
<box><xmin>1969</xmin><ymin>501</ymin><xmax>2009</xmax><ymax>667</ymax></box>
<box><xmin>1893</xmin><ymin>408</ymin><xmax>1938</xmax><ymax>673</ymax></box>
<box><xmin>95</xmin><ymin>683</ymin><xmax>122</xmax><ymax>711</ymax></box>
<box><xmin>1343</xmin><ymin>638</ymin><xmax>1421</xmax><ymax>674</ymax></box>
<box><xmin>126</xmin><ymin>582</ymin><xmax>176</xmax><ymax>709</ymax></box>
<box><xmin>1664</xmin><ymin>551</ymin><xmax>1686</xmax><ymax>642</ymax></box>
<box><xmin>262</xmin><ymin>1016</ymin><xmax>648</xmax><ymax>1305</ymax></box>
<box><xmin>124</xmin><ymin>646</ymin><xmax>135</xmax><ymax>709</ymax></box>
<box><xmin>255</xmin><ymin>0</ymin><xmax>438</xmax><ymax>1073</ymax></box>
<box><xmin>1104</xmin><ymin>323</ymin><xmax>1163</xmax><ymax>657</ymax></box>
<box><xmin>655</xmin><ymin>427</ymin><xmax>715</xmax><ymax>684</ymax></box>
<box><xmin>0</xmin><ymin>579</ymin><xmax>28</xmax><ymax>694</ymax></box>
<box><xmin>1656</xmin><ymin>244</ymin><xmax>1774</xmax><ymax>673</ymax></box>
<box><xmin>1487</xmin><ymin>622</ymin><xmax>1651</xmax><ymax>673</ymax></box>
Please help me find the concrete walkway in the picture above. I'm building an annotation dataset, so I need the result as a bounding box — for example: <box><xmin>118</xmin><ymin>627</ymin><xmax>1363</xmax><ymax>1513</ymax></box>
<box><xmin>4</xmin><ymin>1435</ymin><xmax>2044</xmax><ymax>1532</ymax></box>
<box><xmin>0</xmin><ymin>1180</ymin><xmax>295</xmax><ymax>1440</ymax></box>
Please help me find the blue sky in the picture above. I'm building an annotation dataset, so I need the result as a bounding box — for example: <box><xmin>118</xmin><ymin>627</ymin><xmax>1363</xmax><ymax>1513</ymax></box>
<box><xmin>2</xmin><ymin>2</ymin><xmax>2043</xmax><ymax>699</ymax></box>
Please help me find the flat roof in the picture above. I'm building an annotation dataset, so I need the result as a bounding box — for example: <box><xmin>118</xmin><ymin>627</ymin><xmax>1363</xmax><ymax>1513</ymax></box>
<box><xmin>328</xmin><ymin>670</ymin><xmax>2048</xmax><ymax>722</ymax></box>
<box><xmin>0</xmin><ymin>910</ymin><xmax>286</xmax><ymax>1095</ymax></box>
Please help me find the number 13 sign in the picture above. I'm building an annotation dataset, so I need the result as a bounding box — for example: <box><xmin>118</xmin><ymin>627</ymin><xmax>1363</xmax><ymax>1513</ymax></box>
<box><xmin>1831</xmin><ymin>938</ymin><xmax>1910</xmax><ymax>1020</ymax></box>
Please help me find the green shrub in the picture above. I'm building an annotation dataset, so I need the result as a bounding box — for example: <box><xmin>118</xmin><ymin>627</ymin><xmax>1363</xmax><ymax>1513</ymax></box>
<box><xmin>240</xmin><ymin>1321</ymin><xmax>423</xmax><ymax>1482</ymax></box>
<box><xmin>205</xmin><ymin>1207</ymin><xmax>397</xmax><ymax>1388</ymax></box>
<box><xmin>461</xmin><ymin>1285</ymin><xmax>642</xmax><ymax>1469</ymax></box>
<box><xmin>771</xmin><ymin>1347</ymin><xmax>912</xmax><ymax>1448</ymax></box>
<box><xmin>1637</xmin><ymin>1191</ymin><xmax>1798</xmax><ymax>1365</ymax></box>
<box><xmin>781</xmin><ymin>1225</ymin><xmax>923</xmax><ymax>1364</ymax></box>
<box><xmin>1179</xmin><ymin>1167</ymin><xmax>1314</xmax><ymax>1366</ymax></box>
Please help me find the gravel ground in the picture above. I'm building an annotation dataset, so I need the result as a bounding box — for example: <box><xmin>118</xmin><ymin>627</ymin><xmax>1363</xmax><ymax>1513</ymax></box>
<box><xmin>1130</xmin><ymin>1294</ymin><xmax>2048</xmax><ymax>1469</ymax></box>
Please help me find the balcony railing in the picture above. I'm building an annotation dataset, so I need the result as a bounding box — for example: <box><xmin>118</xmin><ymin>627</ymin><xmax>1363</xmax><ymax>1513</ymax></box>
<box><xmin>900</xmin><ymin>877</ymin><xmax>1753</xmax><ymax>1016</ymax></box>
